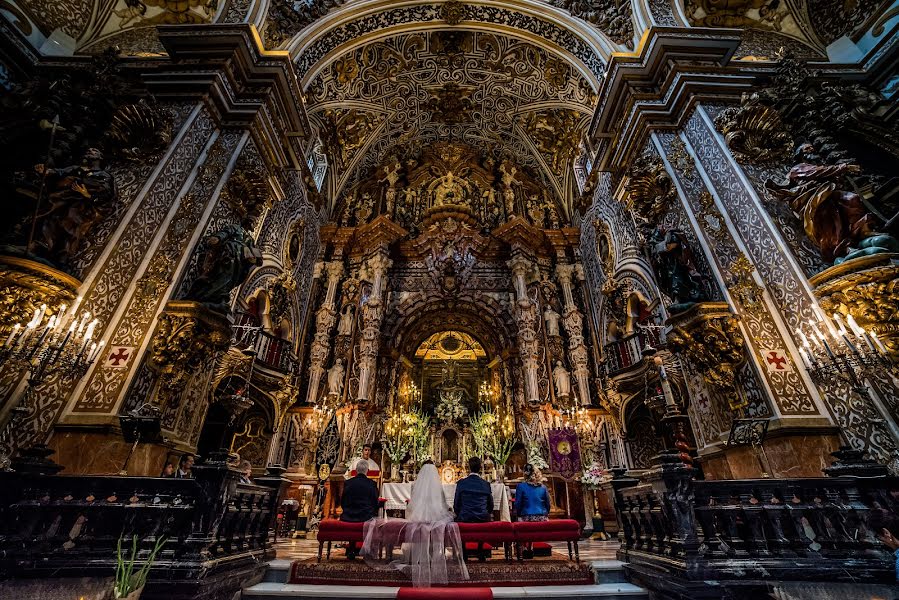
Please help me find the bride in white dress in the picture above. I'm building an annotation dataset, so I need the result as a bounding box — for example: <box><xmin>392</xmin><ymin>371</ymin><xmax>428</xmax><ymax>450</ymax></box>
<box><xmin>361</xmin><ymin>462</ymin><xmax>469</xmax><ymax>587</ymax></box>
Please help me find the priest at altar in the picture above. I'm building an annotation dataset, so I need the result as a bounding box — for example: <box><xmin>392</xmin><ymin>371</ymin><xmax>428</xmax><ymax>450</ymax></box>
<box><xmin>346</xmin><ymin>444</ymin><xmax>380</xmax><ymax>478</ymax></box>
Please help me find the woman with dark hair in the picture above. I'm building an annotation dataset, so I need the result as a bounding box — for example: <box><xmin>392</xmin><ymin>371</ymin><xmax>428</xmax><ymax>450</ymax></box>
<box><xmin>514</xmin><ymin>463</ymin><xmax>551</xmax><ymax>559</ymax></box>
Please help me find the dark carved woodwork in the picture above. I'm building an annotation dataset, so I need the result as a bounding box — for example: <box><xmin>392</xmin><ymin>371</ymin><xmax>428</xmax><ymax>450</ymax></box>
<box><xmin>0</xmin><ymin>451</ymin><xmax>290</xmax><ymax>600</ymax></box>
<box><xmin>603</xmin><ymin>449</ymin><xmax>899</xmax><ymax>599</ymax></box>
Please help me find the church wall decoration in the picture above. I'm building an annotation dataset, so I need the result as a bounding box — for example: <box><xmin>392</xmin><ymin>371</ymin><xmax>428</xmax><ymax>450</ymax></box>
<box><xmin>0</xmin><ymin>105</ymin><xmax>219</xmax><ymax>458</ymax></box>
<box><xmin>681</xmin><ymin>106</ymin><xmax>899</xmax><ymax>465</ymax></box>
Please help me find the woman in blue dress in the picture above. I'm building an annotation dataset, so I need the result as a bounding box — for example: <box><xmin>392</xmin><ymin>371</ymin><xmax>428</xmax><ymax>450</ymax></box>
<box><xmin>514</xmin><ymin>463</ymin><xmax>551</xmax><ymax>558</ymax></box>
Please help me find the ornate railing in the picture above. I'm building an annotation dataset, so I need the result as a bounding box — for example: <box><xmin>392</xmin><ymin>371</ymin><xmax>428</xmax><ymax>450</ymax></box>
<box><xmin>603</xmin><ymin>327</ymin><xmax>663</xmax><ymax>375</ymax></box>
<box><xmin>233</xmin><ymin>325</ymin><xmax>297</xmax><ymax>373</ymax></box>
<box><xmin>0</xmin><ymin>448</ymin><xmax>290</xmax><ymax>599</ymax></box>
<box><xmin>604</xmin><ymin>450</ymin><xmax>899</xmax><ymax>591</ymax></box>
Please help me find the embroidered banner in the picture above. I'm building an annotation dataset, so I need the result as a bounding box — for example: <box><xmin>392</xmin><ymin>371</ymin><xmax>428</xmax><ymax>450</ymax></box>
<box><xmin>548</xmin><ymin>428</ymin><xmax>582</xmax><ymax>481</ymax></box>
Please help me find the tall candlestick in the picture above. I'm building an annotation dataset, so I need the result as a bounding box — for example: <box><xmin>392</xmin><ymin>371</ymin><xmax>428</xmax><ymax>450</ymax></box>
<box><xmin>845</xmin><ymin>314</ymin><xmax>864</xmax><ymax>337</ymax></box>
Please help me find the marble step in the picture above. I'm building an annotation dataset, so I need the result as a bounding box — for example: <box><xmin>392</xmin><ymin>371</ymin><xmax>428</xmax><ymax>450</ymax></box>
<box><xmin>591</xmin><ymin>559</ymin><xmax>628</xmax><ymax>584</ymax></box>
<box><xmin>241</xmin><ymin>582</ymin><xmax>648</xmax><ymax>600</ymax></box>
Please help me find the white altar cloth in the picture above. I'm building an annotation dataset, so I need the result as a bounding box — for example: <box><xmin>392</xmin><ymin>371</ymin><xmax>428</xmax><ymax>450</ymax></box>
<box><xmin>381</xmin><ymin>482</ymin><xmax>511</xmax><ymax>522</ymax></box>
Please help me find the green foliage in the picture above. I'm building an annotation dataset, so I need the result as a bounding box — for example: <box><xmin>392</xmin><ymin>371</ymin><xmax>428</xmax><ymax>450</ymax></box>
<box><xmin>114</xmin><ymin>534</ymin><xmax>166</xmax><ymax>598</ymax></box>
<box><xmin>470</xmin><ymin>408</ymin><xmax>516</xmax><ymax>466</ymax></box>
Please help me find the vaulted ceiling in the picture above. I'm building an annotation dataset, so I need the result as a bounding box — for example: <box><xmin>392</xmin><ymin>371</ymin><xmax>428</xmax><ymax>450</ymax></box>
<box><xmin>304</xmin><ymin>29</ymin><xmax>597</xmax><ymax>207</ymax></box>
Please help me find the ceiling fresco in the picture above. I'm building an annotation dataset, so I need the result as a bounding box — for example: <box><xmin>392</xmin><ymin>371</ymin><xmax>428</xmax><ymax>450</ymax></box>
<box><xmin>305</xmin><ymin>29</ymin><xmax>597</xmax><ymax>209</ymax></box>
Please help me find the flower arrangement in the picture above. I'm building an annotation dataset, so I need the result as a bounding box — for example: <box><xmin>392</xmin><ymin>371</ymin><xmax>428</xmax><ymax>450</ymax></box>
<box><xmin>470</xmin><ymin>407</ymin><xmax>516</xmax><ymax>467</ymax></box>
<box><xmin>435</xmin><ymin>394</ymin><xmax>467</xmax><ymax>423</ymax></box>
<box><xmin>525</xmin><ymin>441</ymin><xmax>549</xmax><ymax>470</ymax></box>
<box><xmin>384</xmin><ymin>407</ymin><xmax>429</xmax><ymax>463</ymax></box>
<box><xmin>580</xmin><ymin>463</ymin><xmax>608</xmax><ymax>489</ymax></box>
<box><xmin>114</xmin><ymin>534</ymin><xmax>166</xmax><ymax>599</ymax></box>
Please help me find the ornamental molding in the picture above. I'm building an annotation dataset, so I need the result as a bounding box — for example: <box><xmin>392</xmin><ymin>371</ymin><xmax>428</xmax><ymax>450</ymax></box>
<box><xmin>285</xmin><ymin>0</ymin><xmax>616</xmax><ymax>87</ymax></box>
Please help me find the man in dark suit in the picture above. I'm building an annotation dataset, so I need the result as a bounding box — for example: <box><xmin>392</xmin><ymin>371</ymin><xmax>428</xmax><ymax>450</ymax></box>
<box><xmin>340</xmin><ymin>459</ymin><xmax>379</xmax><ymax>559</ymax></box>
<box><xmin>453</xmin><ymin>456</ymin><xmax>493</xmax><ymax>522</ymax></box>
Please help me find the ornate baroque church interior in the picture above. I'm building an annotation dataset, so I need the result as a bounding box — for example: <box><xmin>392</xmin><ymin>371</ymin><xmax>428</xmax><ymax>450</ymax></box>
<box><xmin>0</xmin><ymin>0</ymin><xmax>898</xmax><ymax>599</ymax></box>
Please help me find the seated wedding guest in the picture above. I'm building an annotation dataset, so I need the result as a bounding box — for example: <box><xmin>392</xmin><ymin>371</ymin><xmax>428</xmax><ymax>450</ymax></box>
<box><xmin>514</xmin><ymin>463</ymin><xmax>551</xmax><ymax>558</ymax></box>
<box><xmin>341</xmin><ymin>459</ymin><xmax>379</xmax><ymax>559</ymax></box>
<box><xmin>160</xmin><ymin>461</ymin><xmax>175</xmax><ymax>478</ymax></box>
<box><xmin>174</xmin><ymin>454</ymin><xmax>194</xmax><ymax>479</ymax></box>
<box><xmin>453</xmin><ymin>456</ymin><xmax>493</xmax><ymax>523</ymax></box>
<box><xmin>239</xmin><ymin>460</ymin><xmax>253</xmax><ymax>484</ymax></box>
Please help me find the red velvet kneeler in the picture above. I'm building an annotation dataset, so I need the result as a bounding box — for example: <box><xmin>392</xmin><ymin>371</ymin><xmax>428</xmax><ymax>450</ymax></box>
<box><xmin>397</xmin><ymin>587</ymin><xmax>493</xmax><ymax>600</ymax></box>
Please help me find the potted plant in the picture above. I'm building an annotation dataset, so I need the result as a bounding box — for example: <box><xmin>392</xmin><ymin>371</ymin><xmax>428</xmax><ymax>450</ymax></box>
<box><xmin>114</xmin><ymin>534</ymin><xmax>166</xmax><ymax>600</ymax></box>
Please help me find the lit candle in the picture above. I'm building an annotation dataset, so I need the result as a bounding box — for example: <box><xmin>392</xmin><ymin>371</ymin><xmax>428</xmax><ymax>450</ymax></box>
<box><xmin>796</xmin><ymin>328</ymin><xmax>811</xmax><ymax>348</ymax></box>
<box><xmin>54</xmin><ymin>304</ymin><xmax>66</xmax><ymax>327</ymax></box>
<box><xmin>845</xmin><ymin>314</ymin><xmax>864</xmax><ymax>337</ymax></box>
<box><xmin>36</xmin><ymin>303</ymin><xmax>47</xmax><ymax>325</ymax></box>
<box><xmin>798</xmin><ymin>346</ymin><xmax>813</xmax><ymax>371</ymax></box>
<box><xmin>832</xmin><ymin>313</ymin><xmax>860</xmax><ymax>356</ymax></box>
<box><xmin>4</xmin><ymin>324</ymin><xmax>20</xmax><ymax>348</ymax></box>
<box><xmin>870</xmin><ymin>330</ymin><xmax>888</xmax><ymax>354</ymax></box>
<box><xmin>858</xmin><ymin>327</ymin><xmax>877</xmax><ymax>354</ymax></box>
<box><xmin>814</xmin><ymin>306</ymin><xmax>838</xmax><ymax>338</ymax></box>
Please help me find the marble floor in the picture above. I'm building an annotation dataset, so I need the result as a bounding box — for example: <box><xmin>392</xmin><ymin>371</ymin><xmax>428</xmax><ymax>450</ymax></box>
<box><xmin>273</xmin><ymin>536</ymin><xmax>620</xmax><ymax>562</ymax></box>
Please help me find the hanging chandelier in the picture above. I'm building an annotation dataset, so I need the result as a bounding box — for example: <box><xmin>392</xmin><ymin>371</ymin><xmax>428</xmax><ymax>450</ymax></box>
<box><xmin>0</xmin><ymin>297</ymin><xmax>103</xmax><ymax>387</ymax></box>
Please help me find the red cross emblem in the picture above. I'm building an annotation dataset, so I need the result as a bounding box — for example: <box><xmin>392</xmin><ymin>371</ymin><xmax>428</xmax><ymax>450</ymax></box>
<box><xmin>763</xmin><ymin>349</ymin><xmax>788</xmax><ymax>372</ymax></box>
<box><xmin>104</xmin><ymin>346</ymin><xmax>134</xmax><ymax>369</ymax></box>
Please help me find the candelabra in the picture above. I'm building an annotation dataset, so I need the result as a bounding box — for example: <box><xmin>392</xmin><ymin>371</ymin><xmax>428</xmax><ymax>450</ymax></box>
<box><xmin>0</xmin><ymin>297</ymin><xmax>104</xmax><ymax>387</ymax></box>
<box><xmin>795</xmin><ymin>308</ymin><xmax>893</xmax><ymax>404</ymax></box>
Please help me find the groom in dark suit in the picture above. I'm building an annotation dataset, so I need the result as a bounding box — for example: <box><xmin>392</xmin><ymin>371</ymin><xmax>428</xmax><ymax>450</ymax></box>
<box><xmin>453</xmin><ymin>456</ymin><xmax>493</xmax><ymax>522</ymax></box>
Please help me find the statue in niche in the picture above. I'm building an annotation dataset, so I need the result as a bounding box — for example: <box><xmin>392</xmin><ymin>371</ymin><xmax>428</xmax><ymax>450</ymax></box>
<box><xmin>385</xmin><ymin>186</ymin><xmax>397</xmax><ymax>217</ymax></box>
<box><xmin>433</xmin><ymin>170</ymin><xmax>466</xmax><ymax>207</ymax></box>
<box><xmin>186</xmin><ymin>217</ymin><xmax>263</xmax><ymax>311</ymax></box>
<box><xmin>544</xmin><ymin>305</ymin><xmax>561</xmax><ymax>337</ymax></box>
<box><xmin>527</xmin><ymin>195</ymin><xmax>546</xmax><ymax>228</ymax></box>
<box><xmin>553</xmin><ymin>361</ymin><xmax>571</xmax><ymax>398</ymax></box>
<box><xmin>358</xmin><ymin>192</ymin><xmax>374</xmax><ymax>223</ymax></box>
<box><xmin>337</xmin><ymin>305</ymin><xmax>354</xmax><ymax>336</ymax></box>
<box><xmin>545</xmin><ymin>201</ymin><xmax>561</xmax><ymax>229</ymax></box>
<box><xmin>648</xmin><ymin>225</ymin><xmax>707</xmax><ymax>313</ymax></box>
<box><xmin>341</xmin><ymin>191</ymin><xmax>357</xmax><ymax>227</ymax></box>
<box><xmin>503</xmin><ymin>186</ymin><xmax>516</xmax><ymax>218</ymax></box>
<box><xmin>765</xmin><ymin>143</ymin><xmax>898</xmax><ymax>263</ymax></box>
<box><xmin>327</xmin><ymin>358</ymin><xmax>345</xmax><ymax>397</ymax></box>
<box><xmin>28</xmin><ymin>147</ymin><xmax>117</xmax><ymax>266</ymax></box>
<box><xmin>441</xmin><ymin>429</ymin><xmax>460</xmax><ymax>463</ymax></box>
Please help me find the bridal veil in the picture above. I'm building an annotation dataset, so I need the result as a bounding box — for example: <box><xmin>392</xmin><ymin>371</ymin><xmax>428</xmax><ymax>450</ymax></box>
<box><xmin>362</xmin><ymin>464</ymin><xmax>469</xmax><ymax>587</ymax></box>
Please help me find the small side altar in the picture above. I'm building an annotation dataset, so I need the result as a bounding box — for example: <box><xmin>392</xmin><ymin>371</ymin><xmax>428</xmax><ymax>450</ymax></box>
<box><xmin>381</xmin><ymin>481</ymin><xmax>511</xmax><ymax>521</ymax></box>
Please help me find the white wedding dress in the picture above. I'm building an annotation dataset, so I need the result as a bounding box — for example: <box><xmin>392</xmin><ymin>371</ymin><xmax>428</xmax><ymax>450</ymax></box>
<box><xmin>362</xmin><ymin>464</ymin><xmax>469</xmax><ymax>587</ymax></box>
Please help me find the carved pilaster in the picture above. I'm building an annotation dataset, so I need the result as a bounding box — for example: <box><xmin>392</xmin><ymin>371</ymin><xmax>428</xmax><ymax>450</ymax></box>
<box><xmin>356</xmin><ymin>252</ymin><xmax>391</xmax><ymax>401</ymax></box>
<box><xmin>305</xmin><ymin>261</ymin><xmax>343</xmax><ymax>404</ymax></box>
<box><xmin>666</xmin><ymin>302</ymin><xmax>747</xmax><ymax>410</ymax></box>
<box><xmin>516</xmin><ymin>298</ymin><xmax>540</xmax><ymax>403</ymax></box>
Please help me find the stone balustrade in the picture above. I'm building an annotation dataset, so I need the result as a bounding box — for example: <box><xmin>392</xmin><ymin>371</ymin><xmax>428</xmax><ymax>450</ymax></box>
<box><xmin>0</xmin><ymin>447</ymin><xmax>290</xmax><ymax>600</ymax></box>
<box><xmin>604</xmin><ymin>450</ymin><xmax>899</xmax><ymax>598</ymax></box>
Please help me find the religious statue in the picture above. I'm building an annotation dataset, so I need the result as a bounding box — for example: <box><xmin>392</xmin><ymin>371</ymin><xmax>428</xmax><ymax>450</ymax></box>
<box><xmin>545</xmin><ymin>201</ymin><xmax>561</xmax><ymax>229</ymax></box>
<box><xmin>327</xmin><ymin>358</ymin><xmax>345</xmax><ymax>397</ymax></box>
<box><xmin>648</xmin><ymin>225</ymin><xmax>707</xmax><ymax>312</ymax></box>
<box><xmin>358</xmin><ymin>192</ymin><xmax>374</xmax><ymax>223</ymax></box>
<box><xmin>527</xmin><ymin>195</ymin><xmax>546</xmax><ymax>228</ymax></box>
<box><xmin>553</xmin><ymin>361</ymin><xmax>571</xmax><ymax>398</ymax></box>
<box><xmin>433</xmin><ymin>171</ymin><xmax>465</xmax><ymax>207</ymax></box>
<box><xmin>29</xmin><ymin>147</ymin><xmax>117</xmax><ymax>266</ymax></box>
<box><xmin>765</xmin><ymin>144</ymin><xmax>898</xmax><ymax>263</ymax></box>
<box><xmin>503</xmin><ymin>186</ymin><xmax>516</xmax><ymax>219</ymax></box>
<box><xmin>544</xmin><ymin>305</ymin><xmax>561</xmax><ymax>337</ymax></box>
<box><xmin>337</xmin><ymin>305</ymin><xmax>354</xmax><ymax>336</ymax></box>
<box><xmin>186</xmin><ymin>219</ymin><xmax>263</xmax><ymax>311</ymax></box>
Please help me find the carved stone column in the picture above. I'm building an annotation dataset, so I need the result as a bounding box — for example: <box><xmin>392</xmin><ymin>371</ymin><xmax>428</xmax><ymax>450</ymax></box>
<box><xmin>509</xmin><ymin>256</ymin><xmax>539</xmax><ymax>402</ymax></box>
<box><xmin>357</xmin><ymin>252</ymin><xmax>392</xmax><ymax>401</ymax></box>
<box><xmin>305</xmin><ymin>261</ymin><xmax>343</xmax><ymax>404</ymax></box>
<box><xmin>556</xmin><ymin>263</ymin><xmax>591</xmax><ymax>405</ymax></box>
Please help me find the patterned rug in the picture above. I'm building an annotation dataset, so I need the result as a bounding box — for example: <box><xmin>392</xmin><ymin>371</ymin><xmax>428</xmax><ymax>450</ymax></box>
<box><xmin>289</xmin><ymin>551</ymin><xmax>594</xmax><ymax>587</ymax></box>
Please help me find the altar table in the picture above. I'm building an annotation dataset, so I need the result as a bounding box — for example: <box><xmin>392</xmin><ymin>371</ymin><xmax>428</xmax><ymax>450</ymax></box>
<box><xmin>381</xmin><ymin>482</ymin><xmax>511</xmax><ymax>522</ymax></box>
